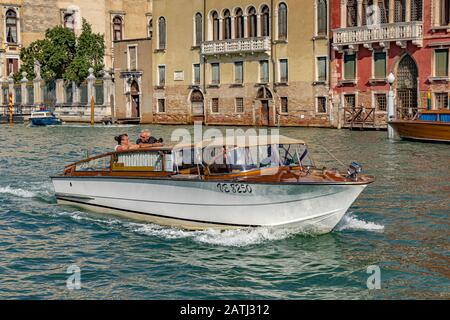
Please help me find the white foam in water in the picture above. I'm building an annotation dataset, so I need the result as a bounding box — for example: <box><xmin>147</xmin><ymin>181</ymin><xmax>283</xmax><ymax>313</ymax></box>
<box><xmin>0</xmin><ymin>186</ymin><xmax>37</xmax><ymax>198</ymax></box>
<box><xmin>336</xmin><ymin>213</ymin><xmax>384</xmax><ymax>232</ymax></box>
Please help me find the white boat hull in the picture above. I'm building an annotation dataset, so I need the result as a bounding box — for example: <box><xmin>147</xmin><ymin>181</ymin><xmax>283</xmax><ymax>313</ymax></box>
<box><xmin>52</xmin><ymin>177</ymin><xmax>368</xmax><ymax>234</ymax></box>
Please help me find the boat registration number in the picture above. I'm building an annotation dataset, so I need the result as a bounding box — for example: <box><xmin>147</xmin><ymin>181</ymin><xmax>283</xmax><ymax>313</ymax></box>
<box><xmin>217</xmin><ymin>183</ymin><xmax>253</xmax><ymax>194</ymax></box>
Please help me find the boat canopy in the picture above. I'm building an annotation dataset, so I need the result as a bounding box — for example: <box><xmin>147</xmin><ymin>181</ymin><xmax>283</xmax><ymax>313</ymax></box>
<box><xmin>174</xmin><ymin>135</ymin><xmax>306</xmax><ymax>150</ymax></box>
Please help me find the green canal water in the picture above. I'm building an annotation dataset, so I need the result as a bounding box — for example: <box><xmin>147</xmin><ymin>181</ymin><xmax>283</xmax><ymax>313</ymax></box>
<box><xmin>0</xmin><ymin>124</ymin><xmax>448</xmax><ymax>299</ymax></box>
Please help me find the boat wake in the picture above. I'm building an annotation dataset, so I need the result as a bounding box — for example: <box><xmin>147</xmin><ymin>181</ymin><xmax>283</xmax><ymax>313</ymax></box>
<box><xmin>0</xmin><ymin>182</ymin><xmax>55</xmax><ymax>202</ymax></box>
<box><xmin>51</xmin><ymin>210</ymin><xmax>378</xmax><ymax>247</ymax></box>
<box><xmin>335</xmin><ymin>213</ymin><xmax>384</xmax><ymax>232</ymax></box>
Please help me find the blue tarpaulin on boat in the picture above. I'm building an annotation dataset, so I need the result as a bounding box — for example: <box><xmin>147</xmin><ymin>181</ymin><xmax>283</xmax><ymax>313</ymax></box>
<box><xmin>419</xmin><ymin>114</ymin><xmax>438</xmax><ymax>121</ymax></box>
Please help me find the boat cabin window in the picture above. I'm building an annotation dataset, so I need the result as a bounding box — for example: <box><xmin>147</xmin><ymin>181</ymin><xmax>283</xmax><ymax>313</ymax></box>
<box><xmin>75</xmin><ymin>156</ymin><xmax>111</xmax><ymax>172</ymax></box>
<box><xmin>205</xmin><ymin>144</ymin><xmax>314</xmax><ymax>175</ymax></box>
<box><xmin>112</xmin><ymin>151</ymin><xmax>171</xmax><ymax>172</ymax></box>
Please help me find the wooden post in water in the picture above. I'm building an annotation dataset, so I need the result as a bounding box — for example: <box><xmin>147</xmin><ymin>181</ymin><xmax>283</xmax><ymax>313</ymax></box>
<box><xmin>9</xmin><ymin>92</ymin><xmax>13</xmax><ymax>126</ymax></box>
<box><xmin>90</xmin><ymin>96</ymin><xmax>95</xmax><ymax>126</ymax></box>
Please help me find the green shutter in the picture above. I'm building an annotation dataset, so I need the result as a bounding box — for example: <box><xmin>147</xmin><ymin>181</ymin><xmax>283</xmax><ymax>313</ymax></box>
<box><xmin>374</xmin><ymin>52</ymin><xmax>387</xmax><ymax>79</ymax></box>
<box><xmin>435</xmin><ymin>49</ymin><xmax>449</xmax><ymax>77</ymax></box>
<box><xmin>344</xmin><ymin>54</ymin><xmax>356</xmax><ymax>80</ymax></box>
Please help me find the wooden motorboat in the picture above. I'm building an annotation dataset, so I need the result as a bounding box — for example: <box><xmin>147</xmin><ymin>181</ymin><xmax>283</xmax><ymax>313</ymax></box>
<box><xmin>389</xmin><ymin>109</ymin><xmax>450</xmax><ymax>143</ymax></box>
<box><xmin>51</xmin><ymin>135</ymin><xmax>374</xmax><ymax>234</ymax></box>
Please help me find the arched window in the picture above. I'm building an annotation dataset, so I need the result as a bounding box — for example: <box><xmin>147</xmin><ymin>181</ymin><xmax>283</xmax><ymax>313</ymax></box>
<box><xmin>317</xmin><ymin>0</ymin><xmax>327</xmax><ymax>36</ymax></box>
<box><xmin>235</xmin><ymin>8</ymin><xmax>244</xmax><ymax>38</ymax></box>
<box><xmin>347</xmin><ymin>0</ymin><xmax>358</xmax><ymax>27</ymax></box>
<box><xmin>394</xmin><ymin>0</ymin><xmax>406</xmax><ymax>22</ymax></box>
<box><xmin>158</xmin><ymin>17</ymin><xmax>166</xmax><ymax>49</ymax></box>
<box><xmin>261</xmin><ymin>5</ymin><xmax>270</xmax><ymax>37</ymax></box>
<box><xmin>379</xmin><ymin>0</ymin><xmax>390</xmax><ymax>24</ymax></box>
<box><xmin>6</xmin><ymin>9</ymin><xmax>18</xmax><ymax>43</ymax></box>
<box><xmin>410</xmin><ymin>0</ymin><xmax>422</xmax><ymax>21</ymax></box>
<box><xmin>248</xmin><ymin>7</ymin><xmax>257</xmax><ymax>38</ymax></box>
<box><xmin>361</xmin><ymin>0</ymin><xmax>373</xmax><ymax>26</ymax></box>
<box><xmin>64</xmin><ymin>13</ymin><xmax>75</xmax><ymax>32</ymax></box>
<box><xmin>195</xmin><ymin>13</ymin><xmax>203</xmax><ymax>46</ymax></box>
<box><xmin>212</xmin><ymin>11</ymin><xmax>220</xmax><ymax>41</ymax></box>
<box><xmin>113</xmin><ymin>16</ymin><xmax>123</xmax><ymax>41</ymax></box>
<box><xmin>278</xmin><ymin>3</ymin><xmax>288</xmax><ymax>40</ymax></box>
<box><xmin>223</xmin><ymin>10</ymin><xmax>232</xmax><ymax>40</ymax></box>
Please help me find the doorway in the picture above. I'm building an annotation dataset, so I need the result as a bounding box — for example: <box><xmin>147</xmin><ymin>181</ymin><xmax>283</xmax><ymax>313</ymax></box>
<box><xmin>396</xmin><ymin>55</ymin><xmax>418</xmax><ymax>119</ymax></box>
<box><xmin>190</xmin><ymin>90</ymin><xmax>204</xmax><ymax>123</ymax></box>
<box><xmin>257</xmin><ymin>87</ymin><xmax>273</xmax><ymax>126</ymax></box>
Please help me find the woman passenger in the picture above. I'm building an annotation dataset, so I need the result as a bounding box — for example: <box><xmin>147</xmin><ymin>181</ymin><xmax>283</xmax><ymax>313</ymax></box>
<box><xmin>114</xmin><ymin>134</ymin><xmax>139</xmax><ymax>152</ymax></box>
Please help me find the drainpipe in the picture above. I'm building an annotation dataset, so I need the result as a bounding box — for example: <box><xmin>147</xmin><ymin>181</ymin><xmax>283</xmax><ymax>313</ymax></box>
<box><xmin>203</xmin><ymin>0</ymin><xmax>207</xmax><ymax>126</ymax></box>
<box><xmin>270</xmin><ymin>0</ymin><xmax>277</xmax><ymax>126</ymax></box>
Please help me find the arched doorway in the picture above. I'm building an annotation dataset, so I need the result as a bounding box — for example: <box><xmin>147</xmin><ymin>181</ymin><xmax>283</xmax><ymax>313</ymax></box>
<box><xmin>257</xmin><ymin>87</ymin><xmax>273</xmax><ymax>126</ymax></box>
<box><xmin>396</xmin><ymin>55</ymin><xmax>418</xmax><ymax>119</ymax></box>
<box><xmin>190</xmin><ymin>90</ymin><xmax>204</xmax><ymax>123</ymax></box>
<box><xmin>130</xmin><ymin>81</ymin><xmax>140</xmax><ymax>118</ymax></box>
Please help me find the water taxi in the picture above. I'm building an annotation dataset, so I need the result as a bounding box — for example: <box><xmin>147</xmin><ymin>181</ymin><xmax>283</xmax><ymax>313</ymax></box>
<box><xmin>51</xmin><ymin>135</ymin><xmax>374</xmax><ymax>234</ymax></box>
<box><xmin>30</xmin><ymin>110</ymin><xmax>62</xmax><ymax>126</ymax></box>
<box><xmin>389</xmin><ymin>109</ymin><xmax>450</xmax><ymax>143</ymax></box>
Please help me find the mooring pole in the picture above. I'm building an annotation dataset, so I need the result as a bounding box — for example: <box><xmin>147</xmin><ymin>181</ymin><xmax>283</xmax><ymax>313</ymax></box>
<box><xmin>387</xmin><ymin>73</ymin><xmax>397</xmax><ymax>140</ymax></box>
<box><xmin>90</xmin><ymin>96</ymin><xmax>95</xmax><ymax>126</ymax></box>
<box><xmin>9</xmin><ymin>92</ymin><xmax>13</xmax><ymax>127</ymax></box>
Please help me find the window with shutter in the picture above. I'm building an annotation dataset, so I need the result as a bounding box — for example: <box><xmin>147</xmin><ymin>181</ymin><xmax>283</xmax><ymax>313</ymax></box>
<box><xmin>195</xmin><ymin>13</ymin><xmax>203</xmax><ymax>46</ymax></box>
<box><xmin>129</xmin><ymin>46</ymin><xmax>137</xmax><ymax>70</ymax></box>
<box><xmin>280</xmin><ymin>59</ymin><xmax>288</xmax><ymax>83</ymax></box>
<box><xmin>211</xmin><ymin>63</ymin><xmax>220</xmax><ymax>85</ymax></box>
<box><xmin>235</xmin><ymin>62</ymin><xmax>243</xmax><ymax>84</ymax></box>
<box><xmin>317</xmin><ymin>0</ymin><xmax>327</xmax><ymax>35</ymax></box>
<box><xmin>374</xmin><ymin>51</ymin><xmax>387</xmax><ymax>79</ymax></box>
<box><xmin>158</xmin><ymin>65</ymin><xmax>166</xmax><ymax>86</ymax></box>
<box><xmin>317</xmin><ymin>57</ymin><xmax>327</xmax><ymax>82</ymax></box>
<box><xmin>344</xmin><ymin>54</ymin><xmax>356</xmax><ymax>80</ymax></box>
<box><xmin>158</xmin><ymin>17</ymin><xmax>166</xmax><ymax>49</ymax></box>
<box><xmin>435</xmin><ymin>49</ymin><xmax>449</xmax><ymax>77</ymax></box>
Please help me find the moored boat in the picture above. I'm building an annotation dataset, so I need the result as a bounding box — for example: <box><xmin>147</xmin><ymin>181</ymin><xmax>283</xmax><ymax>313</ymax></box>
<box><xmin>51</xmin><ymin>135</ymin><xmax>374</xmax><ymax>234</ymax></box>
<box><xmin>30</xmin><ymin>110</ymin><xmax>62</xmax><ymax>126</ymax></box>
<box><xmin>389</xmin><ymin>109</ymin><xmax>450</xmax><ymax>143</ymax></box>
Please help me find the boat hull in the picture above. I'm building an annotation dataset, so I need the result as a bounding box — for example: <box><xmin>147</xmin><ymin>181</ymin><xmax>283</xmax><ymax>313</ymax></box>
<box><xmin>52</xmin><ymin>176</ymin><xmax>368</xmax><ymax>234</ymax></box>
<box><xmin>31</xmin><ymin>117</ymin><xmax>62</xmax><ymax>126</ymax></box>
<box><xmin>389</xmin><ymin>120</ymin><xmax>450</xmax><ymax>143</ymax></box>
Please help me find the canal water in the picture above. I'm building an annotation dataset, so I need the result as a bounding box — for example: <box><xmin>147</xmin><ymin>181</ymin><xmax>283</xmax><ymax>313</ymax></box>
<box><xmin>0</xmin><ymin>124</ymin><xmax>448</xmax><ymax>299</ymax></box>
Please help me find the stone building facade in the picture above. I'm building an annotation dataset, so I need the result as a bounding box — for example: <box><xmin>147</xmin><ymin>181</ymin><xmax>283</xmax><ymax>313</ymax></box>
<box><xmin>0</xmin><ymin>0</ymin><xmax>152</xmax><ymax>77</ymax></box>
<box><xmin>143</xmin><ymin>0</ymin><xmax>332</xmax><ymax>127</ymax></box>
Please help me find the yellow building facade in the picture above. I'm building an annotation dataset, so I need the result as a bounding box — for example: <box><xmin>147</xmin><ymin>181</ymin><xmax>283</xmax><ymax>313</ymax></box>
<box><xmin>149</xmin><ymin>0</ymin><xmax>332</xmax><ymax>126</ymax></box>
<box><xmin>0</xmin><ymin>0</ymin><xmax>151</xmax><ymax>77</ymax></box>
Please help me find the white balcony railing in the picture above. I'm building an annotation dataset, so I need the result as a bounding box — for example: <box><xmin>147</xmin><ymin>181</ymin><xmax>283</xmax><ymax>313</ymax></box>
<box><xmin>202</xmin><ymin>37</ymin><xmax>271</xmax><ymax>55</ymax></box>
<box><xmin>333</xmin><ymin>22</ymin><xmax>423</xmax><ymax>47</ymax></box>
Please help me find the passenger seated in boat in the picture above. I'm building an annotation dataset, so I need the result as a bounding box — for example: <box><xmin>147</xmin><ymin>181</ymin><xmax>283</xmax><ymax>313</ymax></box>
<box><xmin>114</xmin><ymin>134</ymin><xmax>139</xmax><ymax>152</ymax></box>
<box><xmin>136</xmin><ymin>130</ymin><xmax>164</xmax><ymax>148</ymax></box>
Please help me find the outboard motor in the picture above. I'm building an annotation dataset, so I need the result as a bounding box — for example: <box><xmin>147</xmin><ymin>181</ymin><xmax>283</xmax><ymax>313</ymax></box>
<box><xmin>347</xmin><ymin>162</ymin><xmax>362</xmax><ymax>180</ymax></box>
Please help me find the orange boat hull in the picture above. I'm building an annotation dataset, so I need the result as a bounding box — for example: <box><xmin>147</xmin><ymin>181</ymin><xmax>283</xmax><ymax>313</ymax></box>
<box><xmin>389</xmin><ymin>120</ymin><xmax>450</xmax><ymax>143</ymax></box>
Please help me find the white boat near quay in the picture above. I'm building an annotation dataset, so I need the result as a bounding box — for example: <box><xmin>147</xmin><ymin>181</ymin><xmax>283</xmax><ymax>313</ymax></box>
<box><xmin>51</xmin><ymin>135</ymin><xmax>374</xmax><ymax>234</ymax></box>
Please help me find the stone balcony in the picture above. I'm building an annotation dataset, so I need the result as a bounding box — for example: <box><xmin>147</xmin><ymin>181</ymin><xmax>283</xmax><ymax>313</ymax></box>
<box><xmin>332</xmin><ymin>22</ymin><xmax>423</xmax><ymax>51</ymax></box>
<box><xmin>202</xmin><ymin>37</ymin><xmax>271</xmax><ymax>56</ymax></box>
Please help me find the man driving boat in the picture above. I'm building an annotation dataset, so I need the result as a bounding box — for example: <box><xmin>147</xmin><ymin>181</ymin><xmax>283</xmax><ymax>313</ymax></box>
<box><xmin>136</xmin><ymin>129</ymin><xmax>164</xmax><ymax>148</ymax></box>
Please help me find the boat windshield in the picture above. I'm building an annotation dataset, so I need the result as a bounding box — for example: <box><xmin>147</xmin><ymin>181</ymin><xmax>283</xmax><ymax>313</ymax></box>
<box><xmin>205</xmin><ymin>144</ymin><xmax>314</xmax><ymax>175</ymax></box>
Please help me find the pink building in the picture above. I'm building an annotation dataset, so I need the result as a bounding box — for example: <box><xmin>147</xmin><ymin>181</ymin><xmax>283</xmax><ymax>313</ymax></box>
<box><xmin>330</xmin><ymin>0</ymin><xmax>450</xmax><ymax>128</ymax></box>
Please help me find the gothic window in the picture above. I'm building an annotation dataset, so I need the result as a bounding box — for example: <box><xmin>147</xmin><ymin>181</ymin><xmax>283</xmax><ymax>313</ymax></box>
<box><xmin>235</xmin><ymin>8</ymin><xmax>244</xmax><ymax>38</ymax></box>
<box><xmin>347</xmin><ymin>0</ymin><xmax>358</xmax><ymax>27</ymax></box>
<box><xmin>64</xmin><ymin>13</ymin><xmax>75</xmax><ymax>32</ymax></box>
<box><xmin>278</xmin><ymin>3</ymin><xmax>288</xmax><ymax>40</ymax></box>
<box><xmin>248</xmin><ymin>7</ymin><xmax>257</xmax><ymax>38</ymax></box>
<box><xmin>261</xmin><ymin>5</ymin><xmax>270</xmax><ymax>37</ymax></box>
<box><xmin>158</xmin><ymin>17</ymin><xmax>166</xmax><ymax>49</ymax></box>
<box><xmin>440</xmin><ymin>0</ymin><xmax>450</xmax><ymax>25</ymax></box>
<box><xmin>195</xmin><ymin>13</ymin><xmax>203</xmax><ymax>46</ymax></box>
<box><xmin>113</xmin><ymin>16</ymin><xmax>123</xmax><ymax>41</ymax></box>
<box><xmin>379</xmin><ymin>0</ymin><xmax>390</xmax><ymax>24</ymax></box>
<box><xmin>223</xmin><ymin>10</ymin><xmax>232</xmax><ymax>40</ymax></box>
<box><xmin>212</xmin><ymin>11</ymin><xmax>219</xmax><ymax>41</ymax></box>
<box><xmin>317</xmin><ymin>0</ymin><xmax>327</xmax><ymax>36</ymax></box>
<box><xmin>394</xmin><ymin>0</ymin><xmax>406</xmax><ymax>23</ymax></box>
<box><xmin>410</xmin><ymin>0</ymin><xmax>422</xmax><ymax>21</ymax></box>
<box><xmin>6</xmin><ymin>9</ymin><xmax>18</xmax><ymax>43</ymax></box>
